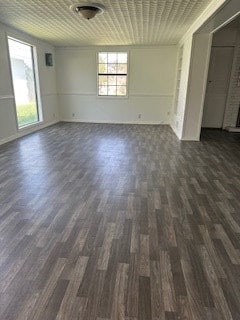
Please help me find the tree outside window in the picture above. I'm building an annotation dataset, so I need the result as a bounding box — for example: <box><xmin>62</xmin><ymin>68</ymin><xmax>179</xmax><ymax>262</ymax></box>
<box><xmin>98</xmin><ymin>52</ymin><xmax>128</xmax><ymax>96</ymax></box>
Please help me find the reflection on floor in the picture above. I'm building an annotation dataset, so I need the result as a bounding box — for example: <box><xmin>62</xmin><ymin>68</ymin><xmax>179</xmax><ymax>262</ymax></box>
<box><xmin>0</xmin><ymin>123</ymin><xmax>240</xmax><ymax>320</ymax></box>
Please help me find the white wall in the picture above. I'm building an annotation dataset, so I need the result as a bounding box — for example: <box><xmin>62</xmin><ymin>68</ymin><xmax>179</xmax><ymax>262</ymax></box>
<box><xmin>170</xmin><ymin>0</ymin><xmax>227</xmax><ymax>140</ymax></box>
<box><xmin>182</xmin><ymin>33</ymin><xmax>213</xmax><ymax>139</ymax></box>
<box><xmin>175</xmin><ymin>0</ymin><xmax>240</xmax><ymax>140</ymax></box>
<box><xmin>171</xmin><ymin>33</ymin><xmax>213</xmax><ymax>140</ymax></box>
<box><xmin>170</xmin><ymin>37</ymin><xmax>193</xmax><ymax>139</ymax></box>
<box><xmin>0</xmin><ymin>23</ymin><xmax>59</xmax><ymax>145</ymax></box>
<box><xmin>1</xmin><ymin>0</ymin><xmax>238</xmax><ymax>144</ymax></box>
<box><xmin>56</xmin><ymin>46</ymin><xmax>177</xmax><ymax>124</ymax></box>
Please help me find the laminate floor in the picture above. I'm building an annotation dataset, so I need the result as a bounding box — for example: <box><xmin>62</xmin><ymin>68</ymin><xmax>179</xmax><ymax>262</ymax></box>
<box><xmin>0</xmin><ymin>123</ymin><xmax>240</xmax><ymax>320</ymax></box>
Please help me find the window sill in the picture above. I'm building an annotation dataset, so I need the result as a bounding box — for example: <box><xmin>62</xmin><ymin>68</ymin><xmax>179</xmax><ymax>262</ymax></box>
<box><xmin>18</xmin><ymin>120</ymin><xmax>44</xmax><ymax>132</ymax></box>
<box><xmin>97</xmin><ymin>95</ymin><xmax>129</xmax><ymax>99</ymax></box>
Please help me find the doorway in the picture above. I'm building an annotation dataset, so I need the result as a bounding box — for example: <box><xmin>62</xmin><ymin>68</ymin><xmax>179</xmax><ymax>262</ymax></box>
<box><xmin>202</xmin><ymin>46</ymin><xmax>234</xmax><ymax>128</ymax></box>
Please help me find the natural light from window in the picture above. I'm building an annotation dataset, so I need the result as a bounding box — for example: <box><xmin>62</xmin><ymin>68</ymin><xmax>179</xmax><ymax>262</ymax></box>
<box><xmin>8</xmin><ymin>38</ymin><xmax>40</xmax><ymax>128</ymax></box>
<box><xmin>98</xmin><ymin>52</ymin><xmax>128</xmax><ymax>96</ymax></box>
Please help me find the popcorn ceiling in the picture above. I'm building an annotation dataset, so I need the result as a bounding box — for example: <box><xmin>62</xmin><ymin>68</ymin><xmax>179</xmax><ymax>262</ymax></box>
<box><xmin>0</xmin><ymin>0</ymin><xmax>212</xmax><ymax>46</ymax></box>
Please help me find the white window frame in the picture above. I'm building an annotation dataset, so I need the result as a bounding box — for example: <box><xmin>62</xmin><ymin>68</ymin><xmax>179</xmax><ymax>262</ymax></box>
<box><xmin>97</xmin><ymin>51</ymin><xmax>129</xmax><ymax>98</ymax></box>
<box><xmin>7</xmin><ymin>36</ymin><xmax>43</xmax><ymax>130</ymax></box>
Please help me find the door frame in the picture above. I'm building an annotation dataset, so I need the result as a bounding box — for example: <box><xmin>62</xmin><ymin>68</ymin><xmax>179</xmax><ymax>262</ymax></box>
<box><xmin>181</xmin><ymin>3</ymin><xmax>240</xmax><ymax>141</ymax></box>
<box><xmin>202</xmin><ymin>45</ymin><xmax>235</xmax><ymax>129</ymax></box>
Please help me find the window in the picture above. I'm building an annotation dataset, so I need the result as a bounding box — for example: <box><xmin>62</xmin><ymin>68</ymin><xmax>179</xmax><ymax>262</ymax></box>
<box><xmin>98</xmin><ymin>52</ymin><xmax>128</xmax><ymax>96</ymax></box>
<box><xmin>8</xmin><ymin>38</ymin><xmax>41</xmax><ymax>128</ymax></box>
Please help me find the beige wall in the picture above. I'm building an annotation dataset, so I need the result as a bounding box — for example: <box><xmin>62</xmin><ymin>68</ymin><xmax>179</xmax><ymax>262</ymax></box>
<box><xmin>56</xmin><ymin>46</ymin><xmax>177</xmax><ymax>124</ymax></box>
<box><xmin>171</xmin><ymin>0</ymin><xmax>240</xmax><ymax>140</ymax></box>
<box><xmin>0</xmin><ymin>23</ymin><xmax>59</xmax><ymax>145</ymax></box>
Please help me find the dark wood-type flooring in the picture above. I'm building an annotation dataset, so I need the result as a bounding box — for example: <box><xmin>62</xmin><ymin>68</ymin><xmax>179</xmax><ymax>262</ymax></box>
<box><xmin>0</xmin><ymin>123</ymin><xmax>240</xmax><ymax>320</ymax></box>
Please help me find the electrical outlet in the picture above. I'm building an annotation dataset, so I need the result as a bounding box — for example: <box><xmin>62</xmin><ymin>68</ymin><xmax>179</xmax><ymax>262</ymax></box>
<box><xmin>138</xmin><ymin>114</ymin><xmax>142</xmax><ymax>119</ymax></box>
<box><xmin>176</xmin><ymin>120</ymin><xmax>179</xmax><ymax>128</ymax></box>
<box><xmin>53</xmin><ymin>113</ymin><xmax>55</xmax><ymax>118</ymax></box>
<box><xmin>72</xmin><ymin>113</ymin><xmax>75</xmax><ymax>117</ymax></box>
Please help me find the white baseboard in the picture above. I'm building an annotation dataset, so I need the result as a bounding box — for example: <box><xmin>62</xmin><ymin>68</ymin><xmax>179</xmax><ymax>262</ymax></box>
<box><xmin>225</xmin><ymin>126</ymin><xmax>240</xmax><ymax>133</ymax></box>
<box><xmin>60</xmin><ymin>118</ymin><xmax>166</xmax><ymax>125</ymax></box>
<box><xmin>0</xmin><ymin>120</ymin><xmax>60</xmax><ymax>146</ymax></box>
<box><xmin>169</xmin><ymin>123</ymin><xmax>181</xmax><ymax>140</ymax></box>
<box><xmin>181</xmin><ymin>136</ymin><xmax>200</xmax><ymax>141</ymax></box>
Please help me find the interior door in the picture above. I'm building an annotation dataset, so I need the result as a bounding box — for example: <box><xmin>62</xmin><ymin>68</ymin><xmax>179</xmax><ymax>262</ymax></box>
<box><xmin>202</xmin><ymin>46</ymin><xmax>234</xmax><ymax>128</ymax></box>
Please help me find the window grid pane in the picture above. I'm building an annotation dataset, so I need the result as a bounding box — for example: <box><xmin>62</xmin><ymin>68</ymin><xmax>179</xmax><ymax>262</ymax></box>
<box><xmin>108</xmin><ymin>86</ymin><xmax>117</xmax><ymax>96</ymax></box>
<box><xmin>107</xmin><ymin>64</ymin><xmax>117</xmax><ymax>74</ymax></box>
<box><xmin>117</xmin><ymin>86</ymin><xmax>127</xmax><ymax>96</ymax></box>
<box><xmin>117</xmin><ymin>76</ymin><xmax>127</xmax><ymax>86</ymax></box>
<box><xmin>99</xmin><ymin>86</ymin><xmax>108</xmax><ymax>95</ymax></box>
<box><xmin>98</xmin><ymin>52</ymin><xmax>128</xmax><ymax>96</ymax></box>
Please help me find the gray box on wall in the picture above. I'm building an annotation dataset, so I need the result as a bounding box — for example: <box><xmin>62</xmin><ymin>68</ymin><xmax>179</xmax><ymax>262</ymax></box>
<box><xmin>45</xmin><ymin>53</ymin><xmax>53</xmax><ymax>66</ymax></box>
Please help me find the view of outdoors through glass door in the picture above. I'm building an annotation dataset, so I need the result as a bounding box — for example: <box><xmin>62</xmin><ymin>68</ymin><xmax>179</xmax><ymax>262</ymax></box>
<box><xmin>8</xmin><ymin>38</ymin><xmax>39</xmax><ymax>128</ymax></box>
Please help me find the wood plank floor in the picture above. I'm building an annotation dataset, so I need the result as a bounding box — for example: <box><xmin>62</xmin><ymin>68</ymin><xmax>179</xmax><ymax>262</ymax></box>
<box><xmin>0</xmin><ymin>123</ymin><xmax>240</xmax><ymax>320</ymax></box>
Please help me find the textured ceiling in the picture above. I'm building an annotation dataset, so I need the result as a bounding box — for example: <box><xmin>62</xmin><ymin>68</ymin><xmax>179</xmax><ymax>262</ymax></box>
<box><xmin>0</xmin><ymin>0</ymin><xmax>214</xmax><ymax>46</ymax></box>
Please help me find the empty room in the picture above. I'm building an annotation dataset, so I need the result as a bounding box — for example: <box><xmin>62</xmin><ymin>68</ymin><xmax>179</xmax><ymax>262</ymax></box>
<box><xmin>0</xmin><ymin>0</ymin><xmax>240</xmax><ymax>319</ymax></box>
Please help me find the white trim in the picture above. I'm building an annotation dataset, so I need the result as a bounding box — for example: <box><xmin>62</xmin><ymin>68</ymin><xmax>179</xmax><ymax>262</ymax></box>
<box><xmin>56</xmin><ymin>45</ymin><xmax>176</xmax><ymax>51</ymax></box>
<box><xmin>5</xmin><ymin>32</ymin><xmax>19</xmax><ymax>128</ymax></box>
<box><xmin>225</xmin><ymin>126</ymin><xmax>240</xmax><ymax>132</ymax></box>
<box><xmin>211</xmin><ymin>11</ymin><xmax>240</xmax><ymax>34</ymax></box>
<box><xmin>58</xmin><ymin>92</ymin><xmax>96</xmax><ymax>96</ymax></box>
<box><xmin>182</xmin><ymin>33</ymin><xmax>213</xmax><ymax>141</ymax></box>
<box><xmin>8</xmin><ymin>36</ymin><xmax>34</xmax><ymax>49</ymax></box>
<box><xmin>0</xmin><ymin>95</ymin><xmax>14</xmax><ymax>100</ymax></box>
<box><xmin>97</xmin><ymin>95</ymin><xmax>129</xmax><ymax>100</ymax></box>
<box><xmin>181</xmin><ymin>136</ymin><xmax>200</xmax><ymax>141</ymax></box>
<box><xmin>42</xmin><ymin>93</ymin><xmax>58</xmax><ymax>96</ymax></box>
<box><xmin>7</xmin><ymin>35</ymin><xmax>44</xmax><ymax>128</ymax></box>
<box><xmin>0</xmin><ymin>120</ymin><xmax>59</xmax><ymax>146</ymax></box>
<box><xmin>179</xmin><ymin>0</ymin><xmax>227</xmax><ymax>45</ymax></box>
<box><xmin>57</xmin><ymin>93</ymin><xmax>173</xmax><ymax>97</ymax></box>
<box><xmin>196</xmin><ymin>34</ymin><xmax>213</xmax><ymax>138</ymax></box>
<box><xmin>170</xmin><ymin>123</ymin><xmax>181</xmax><ymax>140</ymax></box>
<box><xmin>61</xmin><ymin>118</ymin><xmax>165</xmax><ymax>125</ymax></box>
<box><xmin>96</xmin><ymin>51</ymin><xmax>129</xmax><ymax>98</ymax></box>
<box><xmin>18</xmin><ymin>120</ymin><xmax>44</xmax><ymax>132</ymax></box>
<box><xmin>131</xmin><ymin>93</ymin><xmax>173</xmax><ymax>97</ymax></box>
<box><xmin>32</xmin><ymin>43</ymin><xmax>43</xmax><ymax>122</ymax></box>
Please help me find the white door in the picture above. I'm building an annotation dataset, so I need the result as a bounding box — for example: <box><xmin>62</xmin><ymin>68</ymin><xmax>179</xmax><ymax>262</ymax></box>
<box><xmin>202</xmin><ymin>46</ymin><xmax>234</xmax><ymax>128</ymax></box>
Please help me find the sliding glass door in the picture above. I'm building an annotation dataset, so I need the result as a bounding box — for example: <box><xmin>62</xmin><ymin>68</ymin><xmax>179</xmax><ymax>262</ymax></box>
<box><xmin>8</xmin><ymin>38</ymin><xmax>40</xmax><ymax>128</ymax></box>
